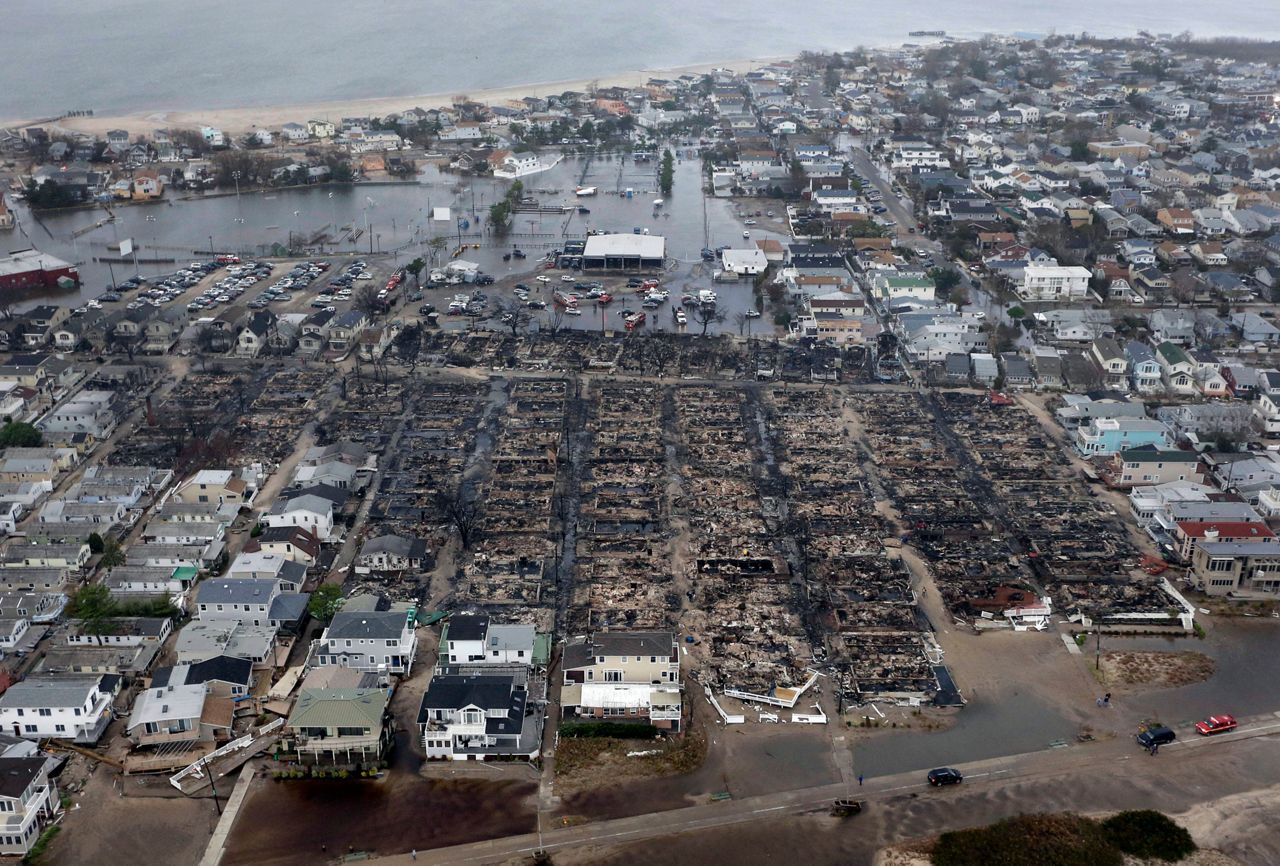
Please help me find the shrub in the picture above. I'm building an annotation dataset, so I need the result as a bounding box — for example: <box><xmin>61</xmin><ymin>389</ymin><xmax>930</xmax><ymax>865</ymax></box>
<box><xmin>559</xmin><ymin>721</ymin><xmax>659</xmax><ymax>739</ymax></box>
<box><xmin>933</xmin><ymin>813</ymin><xmax>1122</xmax><ymax>866</ymax></box>
<box><xmin>1101</xmin><ymin>810</ymin><xmax>1197</xmax><ymax>862</ymax></box>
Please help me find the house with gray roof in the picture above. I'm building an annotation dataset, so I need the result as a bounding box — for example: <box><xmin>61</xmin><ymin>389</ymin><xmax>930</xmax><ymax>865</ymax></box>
<box><xmin>195</xmin><ymin>578</ymin><xmax>310</xmax><ymax>634</ymax></box>
<box><xmin>310</xmin><ymin>607</ymin><xmax>418</xmax><ymax>676</ymax></box>
<box><xmin>0</xmin><ymin>676</ymin><xmax>114</xmax><ymax>743</ymax></box>
<box><xmin>357</xmin><ymin>534</ymin><xmax>430</xmax><ymax>573</ymax></box>
<box><xmin>126</xmin><ymin>682</ymin><xmax>232</xmax><ymax>748</ymax></box>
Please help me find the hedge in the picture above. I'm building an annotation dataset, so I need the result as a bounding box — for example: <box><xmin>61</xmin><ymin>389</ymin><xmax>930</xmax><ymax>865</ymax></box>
<box><xmin>559</xmin><ymin>722</ymin><xmax>660</xmax><ymax>739</ymax></box>
<box><xmin>1102</xmin><ymin>810</ymin><xmax>1197</xmax><ymax>862</ymax></box>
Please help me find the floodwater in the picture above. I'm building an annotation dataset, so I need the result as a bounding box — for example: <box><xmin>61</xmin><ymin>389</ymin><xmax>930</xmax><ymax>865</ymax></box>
<box><xmin>222</xmin><ymin>734</ymin><xmax>535</xmax><ymax>866</ymax></box>
<box><xmin>1104</xmin><ymin>617</ymin><xmax>1280</xmax><ymax>723</ymax></box>
<box><xmin>855</xmin><ymin>618</ymin><xmax>1280</xmax><ymax>778</ymax></box>
<box><xmin>11</xmin><ymin>154</ymin><xmax>778</xmax><ymax>335</ymax></box>
<box><xmin>3</xmin><ymin>0</ymin><xmax>1277</xmax><ymax>119</ymax></box>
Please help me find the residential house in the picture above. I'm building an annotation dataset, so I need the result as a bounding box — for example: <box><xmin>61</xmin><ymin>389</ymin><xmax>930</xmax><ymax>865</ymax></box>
<box><xmin>0</xmin><ymin>756</ymin><xmax>62</xmax><ymax>858</ymax></box>
<box><xmin>0</xmin><ymin>676</ymin><xmax>114</xmax><ymax>744</ymax></box>
<box><xmin>243</xmin><ymin>526</ymin><xmax>321</xmax><ymax>567</ymax></box>
<box><xmin>1076</xmin><ymin>417</ymin><xmax>1171</xmax><ymax>457</ymax></box>
<box><xmin>150</xmin><ymin>655</ymin><xmax>253</xmax><ymax>699</ymax></box>
<box><xmin>194</xmin><ymin>579</ymin><xmax>309</xmax><ymax>633</ymax></box>
<box><xmin>560</xmin><ymin>631</ymin><xmax>682</xmax><ymax>732</ymax></box>
<box><xmin>1089</xmin><ymin>337</ymin><xmax>1128</xmax><ymax>387</ymax></box>
<box><xmin>356</xmin><ymin>535</ymin><xmax>429</xmax><ymax>574</ymax></box>
<box><xmin>439</xmin><ymin>613</ymin><xmax>538</xmax><ymax>666</ymax></box>
<box><xmin>1156</xmin><ymin>341</ymin><xmax>1197</xmax><ymax>394</ymax></box>
<box><xmin>416</xmin><ymin>673</ymin><xmax>541</xmax><ymax>761</ymax></box>
<box><xmin>1190</xmin><ymin>542</ymin><xmax>1280</xmax><ymax>596</ymax></box>
<box><xmin>1104</xmin><ymin>445</ymin><xmax>1202</xmax><ymax>489</ymax></box>
<box><xmin>1126</xmin><ymin>340</ymin><xmax>1167</xmax><ymax>393</ymax></box>
<box><xmin>310</xmin><ymin>606</ymin><xmax>418</xmax><ymax>676</ymax></box>
<box><xmin>126</xmin><ymin>683</ymin><xmax>232</xmax><ymax>748</ymax></box>
<box><xmin>285</xmin><ymin>685</ymin><xmax>392</xmax><ymax>765</ymax></box>
<box><xmin>263</xmin><ymin>493</ymin><xmax>335</xmax><ymax>541</ymax></box>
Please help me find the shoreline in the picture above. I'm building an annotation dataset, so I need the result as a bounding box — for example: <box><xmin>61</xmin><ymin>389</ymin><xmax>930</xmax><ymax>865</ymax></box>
<box><xmin>7</xmin><ymin>56</ymin><xmax>791</xmax><ymax>139</ymax></box>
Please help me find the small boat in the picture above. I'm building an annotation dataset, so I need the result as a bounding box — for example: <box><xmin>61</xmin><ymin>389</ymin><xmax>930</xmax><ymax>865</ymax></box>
<box><xmin>575</xmin><ymin>186</ymin><xmax>597</xmax><ymax>196</ymax></box>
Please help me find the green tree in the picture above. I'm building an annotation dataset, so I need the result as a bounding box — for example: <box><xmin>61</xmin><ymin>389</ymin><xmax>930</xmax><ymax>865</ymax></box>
<box><xmin>930</xmin><ymin>267</ymin><xmax>961</xmax><ymax>293</ymax></box>
<box><xmin>98</xmin><ymin>537</ymin><xmax>126</xmax><ymax>570</ymax></box>
<box><xmin>1069</xmin><ymin>140</ymin><xmax>1090</xmax><ymax>161</ymax></box>
<box><xmin>87</xmin><ymin>532</ymin><xmax>105</xmax><ymax>555</ymax></box>
<box><xmin>308</xmin><ymin>583</ymin><xmax>344</xmax><ymax>623</ymax></box>
<box><xmin>0</xmin><ymin>421</ymin><xmax>42</xmax><ymax>448</ymax></box>
<box><xmin>67</xmin><ymin>583</ymin><xmax>117</xmax><ymax>635</ymax></box>
<box><xmin>405</xmin><ymin>257</ymin><xmax>425</xmax><ymax>288</ymax></box>
<box><xmin>659</xmin><ymin>149</ymin><xmax>675</xmax><ymax>197</ymax></box>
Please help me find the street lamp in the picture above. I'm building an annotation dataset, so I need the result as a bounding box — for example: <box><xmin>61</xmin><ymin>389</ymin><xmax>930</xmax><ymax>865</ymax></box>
<box><xmin>292</xmin><ymin>210</ymin><xmax>301</xmax><ymax>252</ymax></box>
<box><xmin>143</xmin><ymin>214</ymin><xmax>157</xmax><ymax>277</ymax></box>
<box><xmin>233</xmin><ymin>217</ymin><xmax>246</xmax><ymax>254</ymax></box>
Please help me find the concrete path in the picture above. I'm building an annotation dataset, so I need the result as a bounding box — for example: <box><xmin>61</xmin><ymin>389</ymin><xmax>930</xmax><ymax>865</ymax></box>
<box><xmin>197</xmin><ymin>759</ymin><xmax>258</xmax><ymax>866</ymax></box>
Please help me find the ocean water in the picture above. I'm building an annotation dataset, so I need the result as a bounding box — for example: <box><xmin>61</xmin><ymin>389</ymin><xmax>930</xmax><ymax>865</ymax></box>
<box><xmin>3</xmin><ymin>0</ymin><xmax>1278</xmax><ymax>119</ymax></box>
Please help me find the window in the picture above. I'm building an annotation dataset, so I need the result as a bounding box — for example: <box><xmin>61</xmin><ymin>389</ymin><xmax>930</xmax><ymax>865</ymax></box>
<box><xmin>23</xmin><ymin>725</ymin><xmax>35</xmax><ymax>733</ymax></box>
<box><xmin>604</xmin><ymin>670</ymin><xmax>623</xmax><ymax>683</ymax></box>
<box><xmin>55</xmin><ymin>724</ymin><xmax>65</xmax><ymax>733</ymax></box>
<box><xmin>1208</xmin><ymin>558</ymin><xmax>1234</xmax><ymax>573</ymax></box>
<box><xmin>37</xmin><ymin>709</ymin><xmax>50</xmax><ymax>718</ymax></box>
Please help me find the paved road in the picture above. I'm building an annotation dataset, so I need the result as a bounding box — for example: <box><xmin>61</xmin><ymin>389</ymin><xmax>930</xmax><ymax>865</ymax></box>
<box><xmin>354</xmin><ymin>711</ymin><xmax>1280</xmax><ymax>865</ymax></box>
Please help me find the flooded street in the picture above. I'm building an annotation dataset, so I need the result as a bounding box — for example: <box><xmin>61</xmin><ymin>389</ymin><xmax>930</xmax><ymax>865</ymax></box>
<box><xmin>855</xmin><ymin>617</ymin><xmax>1280</xmax><ymax>779</ymax></box>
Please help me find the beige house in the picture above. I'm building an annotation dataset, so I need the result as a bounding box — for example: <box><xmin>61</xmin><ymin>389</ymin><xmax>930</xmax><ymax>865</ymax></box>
<box><xmin>560</xmin><ymin>631</ymin><xmax>682</xmax><ymax>731</ymax></box>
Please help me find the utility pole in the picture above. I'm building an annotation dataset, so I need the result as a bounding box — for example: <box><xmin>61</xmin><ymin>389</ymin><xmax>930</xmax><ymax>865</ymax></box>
<box><xmin>203</xmin><ymin>756</ymin><xmax>222</xmax><ymax>815</ymax></box>
<box><xmin>1095</xmin><ymin>627</ymin><xmax>1102</xmax><ymax>671</ymax></box>
<box><xmin>106</xmin><ymin>260</ymin><xmax>117</xmax><ymax>291</ymax></box>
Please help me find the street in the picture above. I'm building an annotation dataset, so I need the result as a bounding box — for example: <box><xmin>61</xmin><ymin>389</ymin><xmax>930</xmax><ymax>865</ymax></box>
<box><xmin>361</xmin><ymin>713</ymin><xmax>1280</xmax><ymax>865</ymax></box>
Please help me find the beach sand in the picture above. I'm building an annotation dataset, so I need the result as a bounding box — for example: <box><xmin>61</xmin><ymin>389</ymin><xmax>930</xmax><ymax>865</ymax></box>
<box><xmin>15</xmin><ymin>56</ymin><xmax>789</xmax><ymax>138</ymax></box>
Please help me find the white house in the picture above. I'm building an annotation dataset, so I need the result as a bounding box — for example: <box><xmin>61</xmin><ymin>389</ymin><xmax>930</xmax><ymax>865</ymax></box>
<box><xmin>0</xmin><ymin>756</ymin><xmax>62</xmax><ymax>858</ymax></box>
<box><xmin>439</xmin><ymin>613</ymin><xmax>537</xmax><ymax>666</ymax></box>
<box><xmin>0</xmin><ymin>676</ymin><xmax>114</xmax><ymax>744</ymax></box>
<box><xmin>263</xmin><ymin>494</ymin><xmax>335</xmax><ymax>541</ymax></box>
<box><xmin>1018</xmin><ymin>264</ymin><xmax>1092</xmax><ymax>302</ymax></box>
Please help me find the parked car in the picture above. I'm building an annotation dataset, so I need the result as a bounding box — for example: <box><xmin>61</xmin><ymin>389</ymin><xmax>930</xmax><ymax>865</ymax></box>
<box><xmin>1195</xmin><ymin>715</ymin><xmax>1237</xmax><ymax>736</ymax></box>
<box><xmin>927</xmin><ymin>768</ymin><xmax>963</xmax><ymax>786</ymax></box>
<box><xmin>1136</xmin><ymin>725</ymin><xmax>1177</xmax><ymax>748</ymax></box>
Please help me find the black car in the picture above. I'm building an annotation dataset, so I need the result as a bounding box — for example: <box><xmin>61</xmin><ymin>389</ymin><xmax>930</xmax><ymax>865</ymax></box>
<box><xmin>515</xmin><ymin>283</ymin><xmax>530</xmax><ymax>292</ymax></box>
<box><xmin>1136</xmin><ymin>725</ymin><xmax>1176</xmax><ymax>749</ymax></box>
<box><xmin>927</xmin><ymin>768</ymin><xmax>963</xmax><ymax>786</ymax></box>
<box><xmin>475</xmin><ymin>275</ymin><xmax>496</xmax><ymax>286</ymax></box>
<box><xmin>418</xmin><ymin>304</ymin><xmax>436</xmax><ymax>315</ymax></box>
<box><xmin>627</xmin><ymin>278</ymin><xmax>643</xmax><ymax>287</ymax></box>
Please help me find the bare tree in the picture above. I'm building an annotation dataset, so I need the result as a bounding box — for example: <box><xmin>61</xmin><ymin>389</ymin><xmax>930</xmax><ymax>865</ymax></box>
<box><xmin>434</xmin><ymin>486</ymin><xmax>482</xmax><ymax>550</ymax></box>
<box><xmin>495</xmin><ymin>300</ymin><xmax>532</xmax><ymax>338</ymax></box>
<box><xmin>353</xmin><ymin>285</ymin><xmax>384</xmax><ymax>318</ymax></box>
<box><xmin>645</xmin><ymin>334</ymin><xmax>679</xmax><ymax>378</ymax></box>
<box><xmin>393</xmin><ymin>323</ymin><xmax>423</xmax><ymax>374</ymax></box>
<box><xmin>733</xmin><ymin>312</ymin><xmax>750</xmax><ymax>336</ymax></box>
<box><xmin>692</xmin><ymin>304</ymin><xmax>725</xmax><ymax>337</ymax></box>
<box><xmin>426</xmin><ymin>236</ymin><xmax>449</xmax><ymax>269</ymax></box>
<box><xmin>546</xmin><ymin>305</ymin><xmax>567</xmax><ymax>338</ymax></box>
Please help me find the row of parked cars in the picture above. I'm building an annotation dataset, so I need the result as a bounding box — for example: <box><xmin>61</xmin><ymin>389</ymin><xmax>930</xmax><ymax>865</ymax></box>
<box><xmin>190</xmin><ymin>261</ymin><xmax>275</xmax><ymax>311</ymax></box>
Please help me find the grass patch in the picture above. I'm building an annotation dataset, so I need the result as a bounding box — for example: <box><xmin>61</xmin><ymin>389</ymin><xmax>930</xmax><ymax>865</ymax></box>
<box><xmin>554</xmin><ymin>724</ymin><xmax>706</xmax><ymax>792</ymax></box>
<box><xmin>1102</xmin><ymin>810</ymin><xmax>1197</xmax><ymax>861</ymax></box>
<box><xmin>23</xmin><ymin>826</ymin><xmax>61</xmax><ymax>865</ymax></box>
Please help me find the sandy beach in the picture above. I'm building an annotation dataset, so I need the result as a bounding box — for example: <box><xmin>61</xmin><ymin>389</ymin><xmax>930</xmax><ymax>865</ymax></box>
<box><xmin>15</xmin><ymin>56</ymin><xmax>789</xmax><ymax>139</ymax></box>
